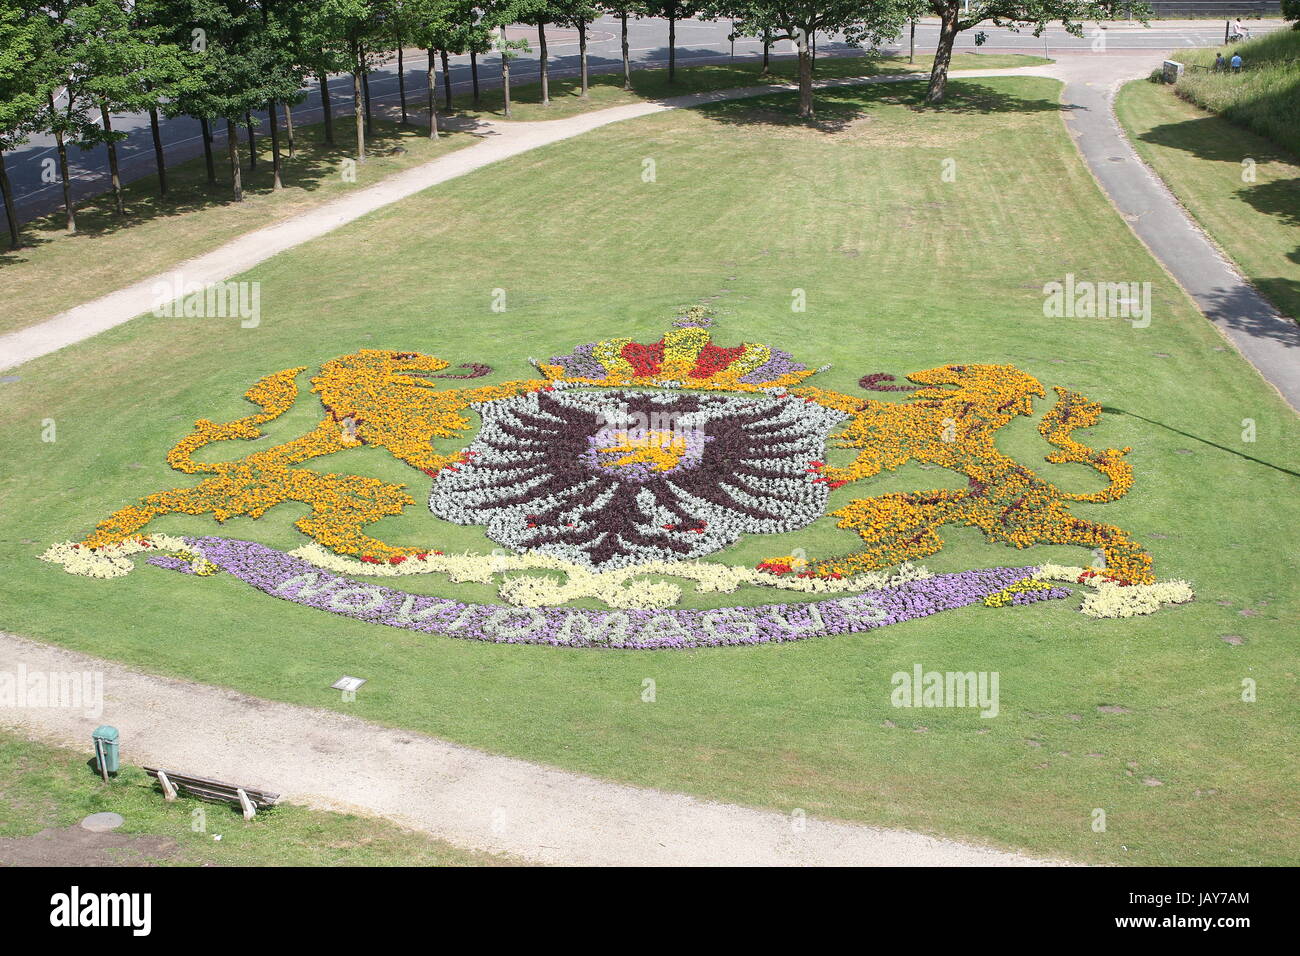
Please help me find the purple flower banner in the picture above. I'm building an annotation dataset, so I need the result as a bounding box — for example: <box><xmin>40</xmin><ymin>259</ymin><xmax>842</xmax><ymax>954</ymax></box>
<box><xmin>152</xmin><ymin>537</ymin><xmax>1068</xmax><ymax>650</ymax></box>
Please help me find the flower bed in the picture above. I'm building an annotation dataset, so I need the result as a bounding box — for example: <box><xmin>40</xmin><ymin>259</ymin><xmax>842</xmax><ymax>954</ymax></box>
<box><xmin>154</xmin><ymin>536</ymin><xmax>1061</xmax><ymax>649</ymax></box>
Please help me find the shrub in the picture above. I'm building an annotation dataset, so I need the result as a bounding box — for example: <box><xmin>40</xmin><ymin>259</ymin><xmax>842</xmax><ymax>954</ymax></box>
<box><xmin>1175</xmin><ymin>30</ymin><xmax>1300</xmax><ymax>155</ymax></box>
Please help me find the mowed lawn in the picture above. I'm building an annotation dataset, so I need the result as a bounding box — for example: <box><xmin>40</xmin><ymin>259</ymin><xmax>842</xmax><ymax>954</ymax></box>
<box><xmin>0</xmin><ymin>53</ymin><xmax>1043</xmax><ymax>338</ymax></box>
<box><xmin>0</xmin><ymin>77</ymin><xmax>1296</xmax><ymax>865</ymax></box>
<box><xmin>1116</xmin><ymin>78</ymin><xmax>1300</xmax><ymax>322</ymax></box>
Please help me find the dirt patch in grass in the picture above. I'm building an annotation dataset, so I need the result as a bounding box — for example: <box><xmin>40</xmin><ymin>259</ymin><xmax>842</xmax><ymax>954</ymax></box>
<box><xmin>0</xmin><ymin>826</ymin><xmax>179</xmax><ymax>867</ymax></box>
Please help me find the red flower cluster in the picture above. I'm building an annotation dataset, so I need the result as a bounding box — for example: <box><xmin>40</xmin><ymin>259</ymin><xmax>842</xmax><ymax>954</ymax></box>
<box><xmin>689</xmin><ymin>343</ymin><xmax>746</xmax><ymax>379</ymax></box>
<box><xmin>620</xmin><ymin>340</ymin><xmax>666</xmax><ymax>377</ymax></box>
<box><xmin>1077</xmin><ymin>569</ymin><xmax>1134</xmax><ymax>587</ymax></box>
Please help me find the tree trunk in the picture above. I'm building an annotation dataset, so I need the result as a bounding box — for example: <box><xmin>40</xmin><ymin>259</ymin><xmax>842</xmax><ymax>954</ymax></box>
<box><xmin>246</xmin><ymin>112</ymin><xmax>256</xmax><ymax>172</ymax></box>
<box><xmin>669</xmin><ymin>16</ymin><xmax>676</xmax><ymax>82</ymax></box>
<box><xmin>101</xmin><ymin>104</ymin><xmax>125</xmax><ymax>216</ymax></box>
<box><xmin>761</xmin><ymin>27</ymin><xmax>771</xmax><ymax>76</ymax></box>
<box><xmin>268</xmin><ymin>99</ymin><xmax>282</xmax><ymax>190</ymax></box>
<box><xmin>621</xmin><ymin>13</ymin><xmax>631</xmax><ymax>89</ymax></box>
<box><xmin>538</xmin><ymin>23</ymin><xmax>549</xmax><ymax>105</ymax></box>
<box><xmin>501</xmin><ymin>51</ymin><xmax>512</xmax><ymax>118</ymax></box>
<box><xmin>352</xmin><ymin>65</ymin><xmax>366</xmax><ymax>162</ymax></box>
<box><xmin>361</xmin><ymin>50</ymin><xmax>373</xmax><ymax>136</ymax></box>
<box><xmin>427</xmin><ymin>49</ymin><xmax>439</xmax><ymax>138</ymax></box>
<box><xmin>48</xmin><ymin>95</ymin><xmax>75</xmax><ymax>233</ymax></box>
<box><xmin>926</xmin><ymin>1</ymin><xmax>960</xmax><ymax>104</ymax></box>
<box><xmin>226</xmin><ymin>119</ymin><xmax>243</xmax><ymax>201</ymax></box>
<box><xmin>471</xmin><ymin>50</ymin><xmax>480</xmax><ymax>106</ymax></box>
<box><xmin>200</xmin><ymin>117</ymin><xmax>216</xmax><ymax>184</ymax></box>
<box><xmin>441</xmin><ymin>50</ymin><xmax>452</xmax><ymax>109</ymax></box>
<box><xmin>318</xmin><ymin>70</ymin><xmax>335</xmax><ymax>144</ymax></box>
<box><xmin>283</xmin><ymin>101</ymin><xmax>295</xmax><ymax>158</ymax></box>
<box><xmin>579</xmin><ymin>22</ymin><xmax>589</xmax><ymax>96</ymax></box>
<box><xmin>0</xmin><ymin>149</ymin><xmax>20</xmax><ymax>249</ymax></box>
<box><xmin>798</xmin><ymin>48</ymin><xmax>813</xmax><ymax>119</ymax></box>
<box><xmin>395</xmin><ymin>39</ymin><xmax>405</xmax><ymax>126</ymax></box>
<box><xmin>148</xmin><ymin>106</ymin><xmax>167</xmax><ymax>195</ymax></box>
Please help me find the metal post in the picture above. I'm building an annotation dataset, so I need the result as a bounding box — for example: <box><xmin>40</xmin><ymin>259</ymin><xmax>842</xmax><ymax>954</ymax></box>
<box><xmin>94</xmin><ymin>738</ymin><xmax>108</xmax><ymax>783</ymax></box>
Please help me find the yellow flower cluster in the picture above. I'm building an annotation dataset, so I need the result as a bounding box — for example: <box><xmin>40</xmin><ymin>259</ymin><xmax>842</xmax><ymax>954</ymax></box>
<box><xmin>81</xmin><ymin>349</ymin><xmax>547</xmax><ymax>561</ymax></box>
<box><xmin>983</xmin><ymin>579</ymin><xmax>1056</xmax><ymax>607</ymax></box>
<box><xmin>1037</xmin><ymin>387</ymin><xmax>1134</xmax><ymax>502</ymax></box>
<box><xmin>776</xmin><ymin>363</ymin><xmax>1155</xmax><ymax>584</ymax></box>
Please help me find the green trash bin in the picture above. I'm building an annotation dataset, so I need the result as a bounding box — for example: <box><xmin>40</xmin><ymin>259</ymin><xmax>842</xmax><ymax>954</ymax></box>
<box><xmin>92</xmin><ymin>725</ymin><xmax>120</xmax><ymax>774</ymax></box>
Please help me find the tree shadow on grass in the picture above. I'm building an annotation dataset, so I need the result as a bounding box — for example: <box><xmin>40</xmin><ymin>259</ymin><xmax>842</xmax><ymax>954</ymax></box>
<box><xmin>693</xmin><ymin>78</ymin><xmax>1068</xmax><ymax>134</ymax></box>
<box><xmin>0</xmin><ymin>119</ymin><xmax>449</xmax><ymax>262</ymax></box>
<box><xmin>1101</xmin><ymin>405</ymin><xmax>1300</xmax><ymax>479</ymax></box>
<box><xmin>1136</xmin><ymin>113</ymin><xmax>1295</xmax><ymax>165</ymax></box>
<box><xmin>1235</xmin><ymin>176</ymin><xmax>1300</xmax><ymax>270</ymax></box>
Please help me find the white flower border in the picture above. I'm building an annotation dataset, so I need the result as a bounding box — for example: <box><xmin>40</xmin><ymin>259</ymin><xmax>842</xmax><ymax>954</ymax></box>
<box><xmin>288</xmin><ymin>543</ymin><xmax>934</xmax><ymax>609</ymax></box>
<box><xmin>1033</xmin><ymin>564</ymin><xmax>1195</xmax><ymax>619</ymax></box>
<box><xmin>40</xmin><ymin>542</ymin><xmax>1195</xmax><ymax>619</ymax></box>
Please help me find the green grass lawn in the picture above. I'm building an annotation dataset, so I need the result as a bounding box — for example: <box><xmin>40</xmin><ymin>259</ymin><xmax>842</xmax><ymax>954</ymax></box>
<box><xmin>1117</xmin><ymin>77</ymin><xmax>1300</xmax><ymax>324</ymax></box>
<box><xmin>0</xmin><ymin>53</ymin><xmax>1044</xmax><ymax>338</ymax></box>
<box><xmin>0</xmin><ymin>76</ymin><xmax>1296</xmax><ymax>866</ymax></box>
<box><xmin>0</xmin><ymin>731</ymin><xmax>510</xmax><ymax>865</ymax></box>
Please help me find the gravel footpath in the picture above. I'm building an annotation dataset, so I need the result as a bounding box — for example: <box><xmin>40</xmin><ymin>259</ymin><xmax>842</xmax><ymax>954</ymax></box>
<box><xmin>0</xmin><ymin>631</ymin><xmax>1063</xmax><ymax>866</ymax></box>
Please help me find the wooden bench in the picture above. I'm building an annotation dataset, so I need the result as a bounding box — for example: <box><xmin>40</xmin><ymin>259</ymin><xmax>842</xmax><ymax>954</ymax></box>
<box><xmin>144</xmin><ymin>767</ymin><xmax>279</xmax><ymax>821</ymax></box>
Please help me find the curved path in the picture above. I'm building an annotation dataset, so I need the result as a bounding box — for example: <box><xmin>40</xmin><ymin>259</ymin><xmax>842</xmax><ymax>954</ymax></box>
<box><xmin>0</xmin><ymin>631</ymin><xmax>1059</xmax><ymax>866</ymax></box>
<box><xmin>1053</xmin><ymin>55</ymin><xmax>1300</xmax><ymax>411</ymax></box>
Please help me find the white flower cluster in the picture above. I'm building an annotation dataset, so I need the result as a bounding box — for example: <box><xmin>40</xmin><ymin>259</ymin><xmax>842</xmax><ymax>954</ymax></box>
<box><xmin>41</xmin><ymin>534</ymin><xmax>197</xmax><ymax>578</ymax></box>
<box><xmin>289</xmin><ymin>542</ymin><xmax>932</xmax><ymax>610</ymax></box>
<box><xmin>427</xmin><ymin>388</ymin><xmax>847</xmax><ymax>570</ymax></box>
<box><xmin>1033</xmin><ymin>565</ymin><xmax>1195</xmax><ymax>619</ymax></box>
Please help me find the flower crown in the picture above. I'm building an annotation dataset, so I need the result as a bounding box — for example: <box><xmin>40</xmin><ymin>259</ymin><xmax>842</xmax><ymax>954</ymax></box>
<box><xmin>532</xmin><ymin>327</ymin><xmax>825</xmax><ymax>392</ymax></box>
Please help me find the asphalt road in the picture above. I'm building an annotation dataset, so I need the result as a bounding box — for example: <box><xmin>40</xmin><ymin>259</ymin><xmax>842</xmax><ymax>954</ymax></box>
<box><xmin>4</xmin><ymin>16</ymin><xmax>1286</xmax><ymax>220</ymax></box>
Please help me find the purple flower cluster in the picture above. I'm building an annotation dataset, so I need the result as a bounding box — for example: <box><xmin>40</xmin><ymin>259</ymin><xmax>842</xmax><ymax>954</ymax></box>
<box><xmin>161</xmin><ymin>536</ymin><xmax>1067</xmax><ymax>650</ymax></box>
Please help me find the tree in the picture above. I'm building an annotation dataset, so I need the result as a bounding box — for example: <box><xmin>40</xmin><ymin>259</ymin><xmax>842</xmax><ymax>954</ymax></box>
<box><xmin>480</xmin><ymin>1</ymin><xmax>532</xmax><ymax>117</ymax></box>
<box><xmin>1282</xmin><ymin>0</ymin><xmax>1299</xmax><ymax>28</ymax></box>
<box><xmin>644</xmin><ymin>1</ymin><xmax>704</xmax><ymax>83</ymax></box>
<box><xmin>602</xmin><ymin>4</ymin><xmax>645</xmax><ymax>90</ymax></box>
<box><xmin>405</xmin><ymin>0</ymin><xmax>464</xmax><ymax>136</ymax></box>
<box><xmin>723</xmin><ymin>2</ymin><xmax>918</xmax><ymax>117</ymax></box>
<box><xmin>316</xmin><ymin>0</ymin><xmax>379</xmax><ymax>162</ymax></box>
<box><xmin>34</xmin><ymin>0</ymin><xmax>101</xmax><ymax>233</ymax></box>
<box><xmin>184</xmin><ymin>0</ymin><xmax>286</xmax><ymax>199</ymax></box>
<box><xmin>133</xmin><ymin>0</ymin><xmax>205</xmax><ymax>197</ymax></box>
<box><xmin>515</xmin><ymin>2</ymin><xmax>556</xmax><ymax>106</ymax></box>
<box><xmin>0</xmin><ymin>0</ymin><xmax>56</xmax><ymax>247</ymax></box>
<box><xmin>77</xmin><ymin>0</ymin><xmax>192</xmax><ymax>213</ymax></box>
<box><xmin>555</xmin><ymin>1</ymin><xmax>600</xmax><ymax>97</ymax></box>
<box><xmin>298</xmin><ymin>1</ymin><xmax>356</xmax><ymax>146</ymax></box>
<box><xmin>924</xmin><ymin>2</ymin><xmax>1145</xmax><ymax>103</ymax></box>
